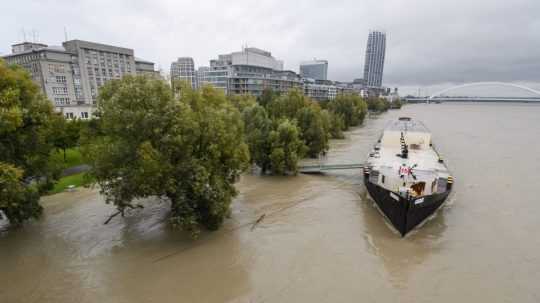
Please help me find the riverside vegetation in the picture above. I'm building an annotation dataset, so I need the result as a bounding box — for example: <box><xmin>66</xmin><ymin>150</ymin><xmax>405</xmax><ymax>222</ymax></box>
<box><xmin>0</xmin><ymin>58</ymin><xmax>397</xmax><ymax>236</ymax></box>
<box><xmin>0</xmin><ymin>60</ymin><xmax>94</xmax><ymax>225</ymax></box>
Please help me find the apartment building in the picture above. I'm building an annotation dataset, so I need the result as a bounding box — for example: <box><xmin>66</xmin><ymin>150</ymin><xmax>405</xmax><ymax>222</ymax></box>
<box><xmin>171</xmin><ymin>57</ymin><xmax>197</xmax><ymax>89</ymax></box>
<box><xmin>2</xmin><ymin>40</ymin><xmax>157</xmax><ymax>119</ymax></box>
<box><xmin>197</xmin><ymin>47</ymin><xmax>302</xmax><ymax>96</ymax></box>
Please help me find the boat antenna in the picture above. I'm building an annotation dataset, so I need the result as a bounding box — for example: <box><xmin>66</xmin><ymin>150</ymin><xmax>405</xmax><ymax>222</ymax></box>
<box><xmin>400</xmin><ymin>132</ymin><xmax>408</xmax><ymax>159</ymax></box>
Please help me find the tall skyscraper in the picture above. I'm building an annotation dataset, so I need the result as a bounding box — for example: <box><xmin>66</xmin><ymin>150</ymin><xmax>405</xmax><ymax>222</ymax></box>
<box><xmin>300</xmin><ymin>59</ymin><xmax>328</xmax><ymax>80</ymax></box>
<box><xmin>170</xmin><ymin>57</ymin><xmax>197</xmax><ymax>89</ymax></box>
<box><xmin>363</xmin><ymin>30</ymin><xmax>386</xmax><ymax>87</ymax></box>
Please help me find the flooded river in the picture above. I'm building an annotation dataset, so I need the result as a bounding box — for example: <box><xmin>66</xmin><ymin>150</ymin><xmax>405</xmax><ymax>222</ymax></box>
<box><xmin>2</xmin><ymin>103</ymin><xmax>540</xmax><ymax>302</ymax></box>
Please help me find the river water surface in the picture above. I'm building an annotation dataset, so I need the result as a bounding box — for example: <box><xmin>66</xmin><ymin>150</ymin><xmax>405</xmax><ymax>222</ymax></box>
<box><xmin>2</xmin><ymin>103</ymin><xmax>540</xmax><ymax>302</ymax></box>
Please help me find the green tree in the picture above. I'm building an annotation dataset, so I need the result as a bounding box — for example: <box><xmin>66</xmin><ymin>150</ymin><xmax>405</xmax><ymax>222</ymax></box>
<box><xmin>366</xmin><ymin>97</ymin><xmax>390</xmax><ymax>112</ymax></box>
<box><xmin>0</xmin><ymin>163</ymin><xmax>41</xmax><ymax>225</ymax></box>
<box><xmin>0</xmin><ymin>59</ymin><xmax>60</xmax><ymax>223</ymax></box>
<box><xmin>267</xmin><ymin>89</ymin><xmax>310</xmax><ymax>120</ymax></box>
<box><xmin>228</xmin><ymin>94</ymin><xmax>257</xmax><ymax>112</ymax></box>
<box><xmin>257</xmin><ymin>88</ymin><xmax>278</xmax><ymax>108</ymax></box>
<box><xmin>354</xmin><ymin>95</ymin><xmax>369</xmax><ymax>122</ymax></box>
<box><xmin>321</xmin><ymin>110</ymin><xmax>345</xmax><ymax>139</ymax></box>
<box><xmin>327</xmin><ymin>94</ymin><xmax>368</xmax><ymax>129</ymax></box>
<box><xmin>268</xmin><ymin>119</ymin><xmax>306</xmax><ymax>175</ymax></box>
<box><xmin>296</xmin><ymin>104</ymin><xmax>329</xmax><ymax>157</ymax></box>
<box><xmin>242</xmin><ymin>104</ymin><xmax>273</xmax><ymax>173</ymax></box>
<box><xmin>50</xmin><ymin>116</ymin><xmax>83</xmax><ymax>161</ymax></box>
<box><xmin>83</xmin><ymin>76</ymin><xmax>249</xmax><ymax>237</ymax></box>
<box><xmin>390</xmin><ymin>98</ymin><xmax>403</xmax><ymax>109</ymax></box>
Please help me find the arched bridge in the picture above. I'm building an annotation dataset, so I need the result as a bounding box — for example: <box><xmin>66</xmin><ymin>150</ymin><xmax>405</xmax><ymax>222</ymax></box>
<box><xmin>406</xmin><ymin>82</ymin><xmax>540</xmax><ymax>103</ymax></box>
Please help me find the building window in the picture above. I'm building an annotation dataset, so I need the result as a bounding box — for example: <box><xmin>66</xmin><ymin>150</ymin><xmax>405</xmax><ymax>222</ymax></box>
<box><xmin>55</xmin><ymin>97</ymin><xmax>70</xmax><ymax>105</ymax></box>
<box><xmin>65</xmin><ymin>112</ymin><xmax>74</xmax><ymax>119</ymax></box>
<box><xmin>52</xmin><ymin>87</ymin><xmax>68</xmax><ymax>95</ymax></box>
<box><xmin>56</xmin><ymin>75</ymin><xmax>67</xmax><ymax>83</ymax></box>
<box><xmin>48</xmin><ymin>63</ymin><xmax>65</xmax><ymax>74</ymax></box>
<box><xmin>81</xmin><ymin>112</ymin><xmax>89</xmax><ymax>119</ymax></box>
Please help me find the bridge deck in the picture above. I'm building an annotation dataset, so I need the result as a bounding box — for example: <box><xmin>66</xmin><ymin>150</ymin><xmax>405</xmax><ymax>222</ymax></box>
<box><xmin>298</xmin><ymin>163</ymin><xmax>364</xmax><ymax>174</ymax></box>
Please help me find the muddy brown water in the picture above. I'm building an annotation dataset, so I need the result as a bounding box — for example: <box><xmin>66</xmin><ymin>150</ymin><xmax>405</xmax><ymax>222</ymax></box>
<box><xmin>1</xmin><ymin>103</ymin><xmax>540</xmax><ymax>302</ymax></box>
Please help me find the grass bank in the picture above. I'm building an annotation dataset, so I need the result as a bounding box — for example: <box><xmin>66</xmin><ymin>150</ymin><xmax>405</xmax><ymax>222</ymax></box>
<box><xmin>48</xmin><ymin>172</ymin><xmax>93</xmax><ymax>195</ymax></box>
<box><xmin>48</xmin><ymin>148</ymin><xmax>92</xmax><ymax>195</ymax></box>
<box><xmin>50</xmin><ymin>148</ymin><xmax>84</xmax><ymax>169</ymax></box>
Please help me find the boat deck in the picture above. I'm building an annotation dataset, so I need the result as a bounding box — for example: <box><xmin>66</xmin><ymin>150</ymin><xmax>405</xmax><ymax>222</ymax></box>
<box><xmin>369</xmin><ymin>146</ymin><xmax>449</xmax><ymax>176</ymax></box>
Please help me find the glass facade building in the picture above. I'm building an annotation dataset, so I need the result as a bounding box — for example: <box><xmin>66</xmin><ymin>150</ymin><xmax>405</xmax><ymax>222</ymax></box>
<box><xmin>363</xmin><ymin>31</ymin><xmax>386</xmax><ymax>88</ymax></box>
<box><xmin>300</xmin><ymin>60</ymin><xmax>328</xmax><ymax>81</ymax></box>
<box><xmin>198</xmin><ymin>47</ymin><xmax>302</xmax><ymax>96</ymax></box>
<box><xmin>171</xmin><ymin>57</ymin><xmax>197</xmax><ymax>89</ymax></box>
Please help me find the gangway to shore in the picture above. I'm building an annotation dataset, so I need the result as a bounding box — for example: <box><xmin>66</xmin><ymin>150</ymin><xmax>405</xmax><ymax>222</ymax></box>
<box><xmin>298</xmin><ymin>163</ymin><xmax>365</xmax><ymax>174</ymax></box>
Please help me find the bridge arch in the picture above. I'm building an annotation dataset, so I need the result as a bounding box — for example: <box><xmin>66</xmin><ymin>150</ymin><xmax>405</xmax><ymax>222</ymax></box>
<box><xmin>428</xmin><ymin>82</ymin><xmax>540</xmax><ymax>100</ymax></box>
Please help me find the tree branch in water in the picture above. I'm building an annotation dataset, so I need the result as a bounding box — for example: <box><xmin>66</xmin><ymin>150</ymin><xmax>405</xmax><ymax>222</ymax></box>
<box><xmin>103</xmin><ymin>204</ymin><xmax>144</xmax><ymax>224</ymax></box>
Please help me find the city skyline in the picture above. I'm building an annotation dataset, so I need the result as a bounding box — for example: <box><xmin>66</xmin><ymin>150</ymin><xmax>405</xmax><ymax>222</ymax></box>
<box><xmin>1</xmin><ymin>0</ymin><xmax>540</xmax><ymax>95</ymax></box>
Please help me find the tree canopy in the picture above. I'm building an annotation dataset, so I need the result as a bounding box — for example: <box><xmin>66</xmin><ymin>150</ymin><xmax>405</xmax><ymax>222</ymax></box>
<box><xmin>83</xmin><ymin>76</ymin><xmax>249</xmax><ymax>237</ymax></box>
<box><xmin>267</xmin><ymin>89</ymin><xmax>310</xmax><ymax>120</ymax></box>
<box><xmin>242</xmin><ymin>104</ymin><xmax>273</xmax><ymax>172</ymax></box>
<box><xmin>0</xmin><ymin>59</ymin><xmax>61</xmax><ymax>224</ymax></box>
<box><xmin>240</xmin><ymin>89</ymin><xmax>371</xmax><ymax>174</ymax></box>
<box><xmin>366</xmin><ymin>96</ymin><xmax>391</xmax><ymax>112</ymax></box>
<box><xmin>268</xmin><ymin>119</ymin><xmax>306</xmax><ymax>175</ymax></box>
<box><xmin>327</xmin><ymin>94</ymin><xmax>368</xmax><ymax>130</ymax></box>
<box><xmin>296</xmin><ymin>104</ymin><xmax>330</xmax><ymax>157</ymax></box>
<box><xmin>50</xmin><ymin>116</ymin><xmax>85</xmax><ymax>161</ymax></box>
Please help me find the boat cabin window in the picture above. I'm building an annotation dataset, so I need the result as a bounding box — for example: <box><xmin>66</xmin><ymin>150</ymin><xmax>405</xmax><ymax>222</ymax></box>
<box><xmin>381</xmin><ymin>175</ymin><xmax>385</xmax><ymax>184</ymax></box>
<box><xmin>411</xmin><ymin>182</ymin><xmax>426</xmax><ymax>197</ymax></box>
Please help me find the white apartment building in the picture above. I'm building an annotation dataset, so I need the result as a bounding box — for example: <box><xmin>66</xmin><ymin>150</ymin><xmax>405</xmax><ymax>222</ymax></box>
<box><xmin>171</xmin><ymin>57</ymin><xmax>197</xmax><ymax>89</ymax></box>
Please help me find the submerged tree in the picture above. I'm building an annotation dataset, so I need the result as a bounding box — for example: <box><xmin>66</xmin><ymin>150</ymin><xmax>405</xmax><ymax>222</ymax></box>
<box><xmin>268</xmin><ymin>119</ymin><xmax>306</xmax><ymax>175</ymax></box>
<box><xmin>366</xmin><ymin>96</ymin><xmax>390</xmax><ymax>112</ymax></box>
<box><xmin>296</xmin><ymin>104</ymin><xmax>329</xmax><ymax>158</ymax></box>
<box><xmin>0</xmin><ymin>59</ymin><xmax>60</xmax><ymax>224</ymax></box>
<box><xmin>327</xmin><ymin>94</ymin><xmax>368</xmax><ymax>129</ymax></box>
<box><xmin>321</xmin><ymin>110</ymin><xmax>345</xmax><ymax>139</ymax></box>
<box><xmin>0</xmin><ymin>163</ymin><xmax>41</xmax><ymax>225</ymax></box>
<box><xmin>83</xmin><ymin>76</ymin><xmax>249</xmax><ymax>237</ymax></box>
<box><xmin>242</xmin><ymin>104</ymin><xmax>273</xmax><ymax>173</ymax></box>
<box><xmin>267</xmin><ymin>89</ymin><xmax>310</xmax><ymax>120</ymax></box>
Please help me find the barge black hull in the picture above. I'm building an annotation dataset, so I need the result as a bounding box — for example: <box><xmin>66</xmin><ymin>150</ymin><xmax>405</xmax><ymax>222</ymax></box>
<box><xmin>364</xmin><ymin>179</ymin><xmax>450</xmax><ymax>236</ymax></box>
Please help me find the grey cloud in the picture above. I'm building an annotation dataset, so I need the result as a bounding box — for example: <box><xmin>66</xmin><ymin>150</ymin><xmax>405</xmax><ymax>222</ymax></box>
<box><xmin>1</xmin><ymin>0</ymin><xmax>539</xmax><ymax>94</ymax></box>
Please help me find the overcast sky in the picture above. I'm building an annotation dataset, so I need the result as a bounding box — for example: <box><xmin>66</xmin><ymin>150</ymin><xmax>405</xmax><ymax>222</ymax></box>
<box><xmin>2</xmin><ymin>0</ymin><xmax>540</xmax><ymax>95</ymax></box>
